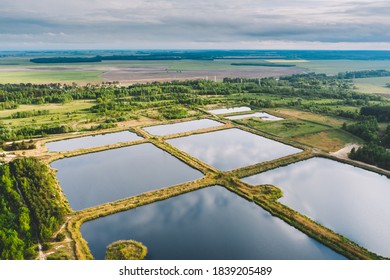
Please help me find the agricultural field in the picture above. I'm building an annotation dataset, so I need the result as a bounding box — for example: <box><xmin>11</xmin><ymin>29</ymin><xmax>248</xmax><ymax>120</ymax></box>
<box><xmin>1</xmin><ymin>50</ymin><xmax>390</xmax><ymax>84</ymax></box>
<box><xmin>353</xmin><ymin>77</ymin><xmax>390</xmax><ymax>95</ymax></box>
<box><xmin>295</xmin><ymin>60</ymin><xmax>390</xmax><ymax>75</ymax></box>
<box><xmin>0</xmin><ymin>70</ymin><xmax>103</xmax><ymax>84</ymax></box>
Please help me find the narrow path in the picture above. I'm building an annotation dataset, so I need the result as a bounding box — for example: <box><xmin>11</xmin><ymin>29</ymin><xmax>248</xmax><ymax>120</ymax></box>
<box><xmin>37</xmin><ymin>243</ymin><xmax>45</xmax><ymax>260</ymax></box>
<box><xmin>330</xmin><ymin>143</ymin><xmax>361</xmax><ymax>160</ymax></box>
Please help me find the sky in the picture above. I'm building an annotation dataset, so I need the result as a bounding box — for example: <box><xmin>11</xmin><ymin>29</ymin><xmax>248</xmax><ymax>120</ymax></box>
<box><xmin>0</xmin><ymin>0</ymin><xmax>389</xmax><ymax>50</ymax></box>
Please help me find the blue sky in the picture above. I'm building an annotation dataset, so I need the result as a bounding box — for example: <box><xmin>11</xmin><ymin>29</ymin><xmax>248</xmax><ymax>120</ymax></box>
<box><xmin>1</xmin><ymin>0</ymin><xmax>389</xmax><ymax>50</ymax></box>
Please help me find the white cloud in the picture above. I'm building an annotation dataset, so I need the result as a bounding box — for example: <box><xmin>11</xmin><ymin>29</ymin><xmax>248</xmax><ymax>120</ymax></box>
<box><xmin>0</xmin><ymin>0</ymin><xmax>389</xmax><ymax>49</ymax></box>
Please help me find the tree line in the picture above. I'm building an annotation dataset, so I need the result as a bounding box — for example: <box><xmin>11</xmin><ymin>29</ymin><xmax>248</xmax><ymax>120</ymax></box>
<box><xmin>343</xmin><ymin>112</ymin><xmax>390</xmax><ymax>170</ymax></box>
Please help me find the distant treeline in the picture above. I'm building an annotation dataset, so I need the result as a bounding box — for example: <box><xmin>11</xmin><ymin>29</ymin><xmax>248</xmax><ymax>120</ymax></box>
<box><xmin>337</xmin><ymin>70</ymin><xmax>390</xmax><ymax>79</ymax></box>
<box><xmin>30</xmin><ymin>57</ymin><xmax>102</xmax><ymax>63</ymax></box>
<box><xmin>30</xmin><ymin>55</ymin><xmax>185</xmax><ymax>64</ymax></box>
<box><xmin>29</xmin><ymin>50</ymin><xmax>390</xmax><ymax>64</ymax></box>
<box><xmin>231</xmin><ymin>62</ymin><xmax>295</xmax><ymax>67</ymax></box>
<box><xmin>0</xmin><ymin>158</ymin><xmax>68</xmax><ymax>259</ymax></box>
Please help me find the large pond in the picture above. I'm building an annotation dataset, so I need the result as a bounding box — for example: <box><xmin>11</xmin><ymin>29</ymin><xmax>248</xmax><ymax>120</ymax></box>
<box><xmin>167</xmin><ymin>128</ymin><xmax>302</xmax><ymax>171</ymax></box>
<box><xmin>51</xmin><ymin>143</ymin><xmax>203</xmax><ymax>210</ymax></box>
<box><xmin>207</xmin><ymin>107</ymin><xmax>251</xmax><ymax>115</ymax></box>
<box><xmin>46</xmin><ymin>131</ymin><xmax>142</xmax><ymax>152</ymax></box>
<box><xmin>241</xmin><ymin>157</ymin><xmax>390</xmax><ymax>258</ymax></box>
<box><xmin>226</xmin><ymin>112</ymin><xmax>283</xmax><ymax>121</ymax></box>
<box><xmin>80</xmin><ymin>186</ymin><xmax>345</xmax><ymax>260</ymax></box>
<box><xmin>143</xmin><ymin>119</ymin><xmax>224</xmax><ymax>136</ymax></box>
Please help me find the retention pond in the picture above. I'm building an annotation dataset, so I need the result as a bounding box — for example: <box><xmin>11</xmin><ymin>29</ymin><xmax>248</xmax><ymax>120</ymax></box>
<box><xmin>80</xmin><ymin>186</ymin><xmax>345</xmax><ymax>260</ymax></box>
<box><xmin>52</xmin><ymin>143</ymin><xmax>203</xmax><ymax>210</ymax></box>
<box><xmin>242</xmin><ymin>157</ymin><xmax>390</xmax><ymax>258</ymax></box>
<box><xmin>143</xmin><ymin>119</ymin><xmax>224</xmax><ymax>136</ymax></box>
<box><xmin>167</xmin><ymin>128</ymin><xmax>301</xmax><ymax>171</ymax></box>
<box><xmin>226</xmin><ymin>112</ymin><xmax>283</xmax><ymax>121</ymax></box>
<box><xmin>207</xmin><ymin>107</ymin><xmax>251</xmax><ymax>115</ymax></box>
<box><xmin>46</xmin><ymin>131</ymin><xmax>142</xmax><ymax>152</ymax></box>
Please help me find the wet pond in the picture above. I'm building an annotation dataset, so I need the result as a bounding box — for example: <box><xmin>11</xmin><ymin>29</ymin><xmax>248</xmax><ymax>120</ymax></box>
<box><xmin>80</xmin><ymin>186</ymin><xmax>345</xmax><ymax>260</ymax></box>
<box><xmin>143</xmin><ymin>119</ymin><xmax>224</xmax><ymax>136</ymax></box>
<box><xmin>207</xmin><ymin>107</ymin><xmax>251</xmax><ymax>115</ymax></box>
<box><xmin>167</xmin><ymin>128</ymin><xmax>302</xmax><ymax>171</ymax></box>
<box><xmin>46</xmin><ymin>131</ymin><xmax>142</xmax><ymax>152</ymax></box>
<box><xmin>226</xmin><ymin>112</ymin><xmax>283</xmax><ymax>121</ymax></box>
<box><xmin>51</xmin><ymin>143</ymin><xmax>203</xmax><ymax>210</ymax></box>
<box><xmin>241</xmin><ymin>157</ymin><xmax>390</xmax><ymax>258</ymax></box>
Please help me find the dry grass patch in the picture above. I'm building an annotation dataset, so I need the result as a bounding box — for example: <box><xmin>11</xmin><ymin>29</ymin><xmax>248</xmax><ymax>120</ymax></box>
<box><xmin>292</xmin><ymin>129</ymin><xmax>362</xmax><ymax>152</ymax></box>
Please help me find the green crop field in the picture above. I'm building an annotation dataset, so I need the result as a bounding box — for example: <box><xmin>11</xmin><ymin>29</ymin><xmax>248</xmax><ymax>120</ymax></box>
<box><xmin>353</xmin><ymin>77</ymin><xmax>390</xmax><ymax>95</ymax></box>
<box><xmin>0</xmin><ymin>70</ymin><xmax>103</xmax><ymax>84</ymax></box>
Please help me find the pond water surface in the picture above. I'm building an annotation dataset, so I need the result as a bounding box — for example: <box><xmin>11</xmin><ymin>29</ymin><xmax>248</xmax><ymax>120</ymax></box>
<box><xmin>167</xmin><ymin>128</ymin><xmax>302</xmax><ymax>171</ymax></box>
<box><xmin>226</xmin><ymin>112</ymin><xmax>283</xmax><ymax>121</ymax></box>
<box><xmin>46</xmin><ymin>131</ymin><xmax>142</xmax><ymax>152</ymax></box>
<box><xmin>80</xmin><ymin>186</ymin><xmax>345</xmax><ymax>260</ymax></box>
<box><xmin>241</xmin><ymin>157</ymin><xmax>390</xmax><ymax>258</ymax></box>
<box><xmin>143</xmin><ymin>119</ymin><xmax>224</xmax><ymax>136</ymax></box>
<box><xmin>51</xmin><ymin>143</ymin><xmax>203</xmax><ymax>210</ymax></box>
<box><xmin>207</xmin><ymin>107</ymin><xmax>251</xmax><ymax>115</ymax></box>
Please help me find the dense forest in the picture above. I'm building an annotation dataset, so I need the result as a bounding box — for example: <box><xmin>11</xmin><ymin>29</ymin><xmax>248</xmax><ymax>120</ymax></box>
<box><xmin>0</xmin><ymin>158</ymin><xmax>68</xmax><ymax>259</ymax></box>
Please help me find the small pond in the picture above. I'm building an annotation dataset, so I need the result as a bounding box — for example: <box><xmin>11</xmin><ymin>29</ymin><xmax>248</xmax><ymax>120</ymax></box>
<box><xmin>226</xmin><ymin>112</ymin><xmax>283</xmax><ymax>121</ymax></box>
<box><xmin>143</xmin><ymin>119</ymin><xmax>224</xmax><ymax>136</ymax></box>
<box><xmin>207</xmin><ymin>107</ymin><xmax>251</xmax><ymax>115</ymax></box>
<box><xmin>46</xmin><ymin>131</ymin><xmax>142</xmax><ymax>152</ymax></box>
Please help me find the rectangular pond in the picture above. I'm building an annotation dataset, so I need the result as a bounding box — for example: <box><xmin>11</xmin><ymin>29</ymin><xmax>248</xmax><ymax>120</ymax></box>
<box><xmin>207</xmin><ymin>106</ymin><xmax>251</xmax><ymax>115</ymax></box>
<box><xmin>80</xmin><ymin>186</ymin><xmax>345</xmax><ymax>260</ymax></box>
<box><xmin>226</xmin><ymin>112</ymin><xmax>283</xmax><ymax>121</ymax></box>
<box><xmin>166</xmin><ymin>128</ymin><xmax>302</xmax><ymax>171</ymax></box>
<box><xmin>143</xmin><ymin>119</ymin><xmax>224</xmax><ymax>136</ymax></box>
<box><xmin>241</xmin><ymin>157</ymin><xmax>390</xmax><ymax>258</ymax></box>
<box><xmin>46</xmin><ymin>131</ymin><xmax>142</xmax><ymax>152</ymax></box>
<box><xmin>51</xmin><ymin>143</ymin><xmax>203</xmax><ymax>210</ymax></box>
